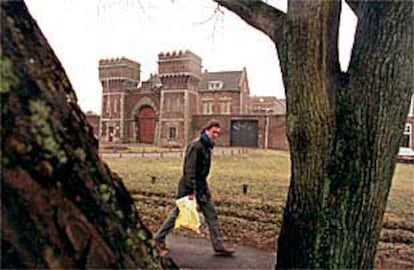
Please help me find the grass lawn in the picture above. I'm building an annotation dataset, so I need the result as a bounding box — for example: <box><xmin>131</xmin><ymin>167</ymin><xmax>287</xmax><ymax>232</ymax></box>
<box><xmin>105</xmin><ymin>149</ymin><xmax>412</xmax><ymax>214</ymax></box>
<box><xmin>104</xmin><ymin>149</ymin><xmax>413</xmax><ymax>266</ymax></box>
<box><xmin>100</xmin><ymin>143</ymin><xmax>180</xmax><ymax>153</ymax></box>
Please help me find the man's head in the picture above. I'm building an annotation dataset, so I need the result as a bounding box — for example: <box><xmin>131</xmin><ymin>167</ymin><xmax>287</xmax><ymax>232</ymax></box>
<box><xmin>203</xmin><ymin>120</ymin><xmax>221</xmax><ymax>142</ymax></box>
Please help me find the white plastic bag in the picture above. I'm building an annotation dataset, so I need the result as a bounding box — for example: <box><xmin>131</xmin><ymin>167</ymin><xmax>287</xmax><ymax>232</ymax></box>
<box><xmin>174</xmin><ymin>196</ymin><xmax>201</xmax><ymax>233</ymax></box>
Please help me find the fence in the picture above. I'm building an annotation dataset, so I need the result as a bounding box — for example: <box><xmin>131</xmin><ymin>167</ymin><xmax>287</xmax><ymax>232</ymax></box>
<box><xmin>99</xmin><ymin>148</ymin><xmax>250</xmax><ymax>159</ymax></box>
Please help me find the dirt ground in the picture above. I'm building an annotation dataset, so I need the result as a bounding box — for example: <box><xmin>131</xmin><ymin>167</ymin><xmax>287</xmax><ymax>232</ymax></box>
<box><xmin>106</xmin><ymin>151</ymin><xmax>413</xmax><ymax>268</ymax></box>
<box><xmin>133</xmin><ymin>192</ymin><xmax>414</xmax><ymax>269</ymax></box>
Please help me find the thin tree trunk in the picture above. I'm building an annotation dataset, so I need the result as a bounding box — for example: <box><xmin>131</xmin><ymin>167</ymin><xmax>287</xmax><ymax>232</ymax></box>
<box><xmin>1</xmin><ymin>1</ymin><xmax>176</xmax><ymax>268</ymax></box>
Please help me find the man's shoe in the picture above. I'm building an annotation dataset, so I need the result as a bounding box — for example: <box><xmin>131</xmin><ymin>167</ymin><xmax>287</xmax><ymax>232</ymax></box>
<box><xmin>214</xmin><ymin>246</ymin><xmax>235</xmax><ymax>256</ymax></box>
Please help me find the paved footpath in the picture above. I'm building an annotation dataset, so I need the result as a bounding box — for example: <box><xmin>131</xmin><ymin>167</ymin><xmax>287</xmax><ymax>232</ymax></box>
<box><xmin>165</xmin><ymin>235</ymin><xmax>276</xmax><ymax>269</ymax></box>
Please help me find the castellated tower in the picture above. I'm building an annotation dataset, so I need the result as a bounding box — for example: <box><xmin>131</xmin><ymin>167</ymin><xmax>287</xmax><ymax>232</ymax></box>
<box><xmin>158</xmin><ymin>50</ymin><xmax>202</xmax><ymax>78</ymax></box>
<box><xmin>99</xmin><ymin>57</ymin><xmax>141</xmax><ymax>142</ymax></box>
<box><xmin>157</xmin><ymin>50</ymin><xmax>202</xmax><ymax>146</ymax></box>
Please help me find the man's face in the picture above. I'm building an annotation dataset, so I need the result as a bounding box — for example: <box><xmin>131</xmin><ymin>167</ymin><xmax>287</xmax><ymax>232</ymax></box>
<box><xmin>207</xmin><ymin>127</ymin><xmax>221</xmax><ymax>142</ymax></box>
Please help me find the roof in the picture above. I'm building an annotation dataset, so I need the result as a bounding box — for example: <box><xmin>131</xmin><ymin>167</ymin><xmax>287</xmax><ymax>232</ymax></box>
<box><xmin>250</xmin><ymin>96</ymin><xmax>286</xmax><ymax>115</ymax></box>
<box><xmin>200</xmin><ymin>71</ymin><xmax>243</xmax><ymax>91</ymax></box>
<box><xmin>275</xmin><ymin>99</ymin><xmax>286</xmax><ymax>114</ymax></box>
<box><xmin>250</xmin><ymin>96</ymin><xmax>278</xmax><ymax>102</ymax></box>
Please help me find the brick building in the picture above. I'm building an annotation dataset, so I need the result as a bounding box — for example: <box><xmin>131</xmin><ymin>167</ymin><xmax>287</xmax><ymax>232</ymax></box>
<box><xmin>249</xmin><ymin>96</ymin><xmax>286</xmax><ymax>115</ymax></box>
<box><xmin>402</xmin><ymin>95</ymin><xmax>414</xmax><ymax>150</ymax></box>
<box><xmin>85</xmin><ymin>111</ymin><xmax>100</xmax><ymax>139</ymax></box>
<box><xmin>98</xmin><ymin>50</ymin><xmax>288</xmax><ymax>149</ymax></box>
<box><xmin>95</xmin><ymin>50</ymin><xmax>414</xmax><ymax>151</ymax></box>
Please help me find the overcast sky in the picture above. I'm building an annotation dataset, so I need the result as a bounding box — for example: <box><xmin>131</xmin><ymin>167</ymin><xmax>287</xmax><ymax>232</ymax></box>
<box><xmin>25</xmin><ymin>0</ymin><xmax>357</xmax><ymax>114</ymax></box>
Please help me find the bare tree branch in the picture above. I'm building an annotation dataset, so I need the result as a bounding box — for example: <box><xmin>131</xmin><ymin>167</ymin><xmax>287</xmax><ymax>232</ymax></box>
<box><xmin>213</xmin><ymin>0</ymin><xmax>287</xmax><ymax>43</ymax></box>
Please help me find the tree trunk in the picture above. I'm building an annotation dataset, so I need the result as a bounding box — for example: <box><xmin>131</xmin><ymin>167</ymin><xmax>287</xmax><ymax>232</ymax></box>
<box><xmin>215</xmin><ymin>0</ymin><xmax>413</xmax><ymax>268</ymax></box>
<box><xmin>278</xmin><ymin>1</ymin><xmax>413</xmax><ymax>268</ymax></box>
<box><xmin>1</xmin><ymin>1</ymin><xmax>175</xmax><ymax>268</ymax></box>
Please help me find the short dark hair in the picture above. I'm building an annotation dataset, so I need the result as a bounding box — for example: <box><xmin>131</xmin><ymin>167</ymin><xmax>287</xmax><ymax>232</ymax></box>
<box><xmin>202</xmin><ymin>119</ymin><xmax>221</xmax><ymax>132</ymax></box>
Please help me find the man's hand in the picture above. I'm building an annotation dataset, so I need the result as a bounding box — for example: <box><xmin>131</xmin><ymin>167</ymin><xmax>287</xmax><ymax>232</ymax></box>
<box><xmin>188</xmin><ymin>194</ymin><xmax>195</xmax><ymax>200</ymax></box>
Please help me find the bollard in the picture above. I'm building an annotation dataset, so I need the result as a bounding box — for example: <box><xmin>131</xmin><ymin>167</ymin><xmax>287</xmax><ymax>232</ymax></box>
<box><xmin>151</xmin><ymin>176</ymin><xmax>156</xmax><ymax>184</ymax></box>
<box><xmin>242</xmin><ymin>184</ymin><xmax>248</xmax><ymax>194</ymax></box>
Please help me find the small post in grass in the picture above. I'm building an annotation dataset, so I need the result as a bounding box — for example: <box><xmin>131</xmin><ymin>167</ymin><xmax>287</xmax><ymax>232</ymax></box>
<box><xmin>151</xmin><ymin>176</ymin><xmax>156</xmax><ymax>184</ymax></box>
<box><xmin>242</xmin><ymin>184</ymin><xmax>248</xmax><ymax>195</ymax></box>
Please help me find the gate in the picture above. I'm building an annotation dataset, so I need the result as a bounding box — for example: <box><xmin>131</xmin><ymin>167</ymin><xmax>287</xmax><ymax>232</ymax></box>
<box><xmin>138</xmin><ymin>106</ymin><xmax>156</xmax><ymax>144</ymax></box>
<box><xmin>230</xmin><ymin>120</ymin><xmax>258</xmax><ymax>147</ymax></box>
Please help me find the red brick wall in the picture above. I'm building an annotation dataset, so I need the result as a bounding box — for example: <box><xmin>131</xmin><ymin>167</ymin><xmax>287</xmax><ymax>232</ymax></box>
<box><xmin>86</xmin><ymin>114</ymin><xmax>100</xmax><ymax>138</ymax></box>
<box><xmin>199</xmin><ymin>91</ymin><xmax>241</xmax><ymax>115</ymax></box>
<box><xmin>191</xmin><ymin>115</ymin><xmax>289</xmax><ymax>150</ymax></box>
<box><xmin>102</xmin><ymin>94</ymin><xmax>123</xmax><ymax>119</ymax></box>
<box><xmin>240</xmin><ymin>79</ymin><xmax>250</xmax><ymax>114</ymax></box>
<box><xmin>188</xmin><ymin>92</ymin><xmax>199</xmax><ymax>114</ymax></box>
<box><xmin>101</xmin><ymin>122</ymin><xmax>107</xmax><ymax>138</ymax></box>
<box><xmin>159</xmin><ymin>121</ymin><xmax>185</xmax><ymax>147</ymax></box>
<box><xmin>268</xmin><ymin>116</ymin><xmax>289</xmax><ymax>150</ymax></box>
<box><xmin>161</xmin><ymin>92</ymin><xmax>185</xmax><ymax>119</ymax></box>
<box><xmin>124</xmin><ymin>93</ymin><xmax>160</xmax><ymax>119</ymax></box>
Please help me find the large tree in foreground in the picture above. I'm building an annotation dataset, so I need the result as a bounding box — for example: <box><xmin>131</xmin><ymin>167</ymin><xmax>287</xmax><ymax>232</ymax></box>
<box><xmin>1</xmin><ymin>1</ymin><xmax>175</xmax><ymax>268</ymax></box>
<box><xmin>214</xmin><ymin>0</ymin><xmax>413</xmax><ymax>268</ymax></box>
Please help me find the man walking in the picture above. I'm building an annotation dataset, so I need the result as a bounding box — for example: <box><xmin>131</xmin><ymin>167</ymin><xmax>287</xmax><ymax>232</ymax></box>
<box><xmin>154</xmin><ymin>120</ymin><xmax>235</xmax><ymax>257</ymax></box>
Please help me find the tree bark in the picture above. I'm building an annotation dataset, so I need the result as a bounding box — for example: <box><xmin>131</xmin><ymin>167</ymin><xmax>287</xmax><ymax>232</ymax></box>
<box><xmin>215</xmin><ymin>0</ymin><xmax>413</xmax><ymax>268</ymax></box>
<box><xmin>1</xmin><ymin>1</ymin><xmax>176</xmax><ymax>268</ymax></box>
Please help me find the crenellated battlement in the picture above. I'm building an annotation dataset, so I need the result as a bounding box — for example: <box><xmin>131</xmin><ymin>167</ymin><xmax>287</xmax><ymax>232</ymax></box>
<box><xmin>158</xmin><ymin>49</ymin><xmax>202</xmax><ymax>78</ymax></box>
<box><xmin>99</xmin><ymin>57</ymin><xmax>140</xmax><ymax>67</ymax></box>
<box><xmin>158</xmin><ymin>50</ymin><xmax>202</xmax><ymax>62</ymax></box>
<box><xmin>99</xmin><ymin>57</ymin><xmax>141</xmax><ymax>83</ymax></box>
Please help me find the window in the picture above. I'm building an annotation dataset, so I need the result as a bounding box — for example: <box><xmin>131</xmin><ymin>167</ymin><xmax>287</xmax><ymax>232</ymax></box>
<box><xmin>208</xmin><ymin>81</ymin><xmax>223</xmax><ymax>90</ymax></box>
<box><xmin>203</xmin><ymin>101</ymin><xmax>214</xmax><ymax>114</ymax></box>
<box><xmin>220</xmin><ymin>101</ymin><xmax>231</xmax><ymax>114</ymax></box>
<box><xmin>404</xmin><ymin>124</ymin><xmax>412</xmax><ymax>134</ymax></box>
<box><xmin>169</xmin><ymin>127</ymin><xmax>177</xmax><ymax>140</ymax></box>
<box><xmin>401</xmin><ymin>123</ymin><xmax>412</xmax><ymax>148</ymax></box>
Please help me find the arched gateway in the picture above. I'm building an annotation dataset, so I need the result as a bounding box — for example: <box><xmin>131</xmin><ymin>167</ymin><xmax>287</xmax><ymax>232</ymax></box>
<box><xmin>137</xmin><ymin>106</ymin><xmax>156</xmax><ymax>144</ymax></box>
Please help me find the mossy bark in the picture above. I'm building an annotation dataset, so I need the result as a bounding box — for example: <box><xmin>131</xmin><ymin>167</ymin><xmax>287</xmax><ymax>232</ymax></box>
<box><xmin>1</xmin><ymin>1</ymin><xmax>176</xmax><ymax>268</ymax></box>
<box><xmin>215</xmin><ymin>0</ymin><xmax>413</xmax><ymax>268</ymax></box>
<box><xmin>278</xmin><ymin>1</ymin><xmax>413</xmax><ymax>268</ymax></box>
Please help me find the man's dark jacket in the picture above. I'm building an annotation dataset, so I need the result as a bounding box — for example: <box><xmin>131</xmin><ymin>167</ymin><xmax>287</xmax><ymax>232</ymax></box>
<box><xmin>176</xmin><ymin>133</ymin><xmax>213</xmax><ymax>204</ymax></box>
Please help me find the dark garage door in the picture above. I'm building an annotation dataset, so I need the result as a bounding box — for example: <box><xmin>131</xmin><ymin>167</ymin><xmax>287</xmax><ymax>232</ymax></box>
<box><xmin>230</xmin><ymin>120</ymin><xmax>258</xmax><ymax>147</ymax></box>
